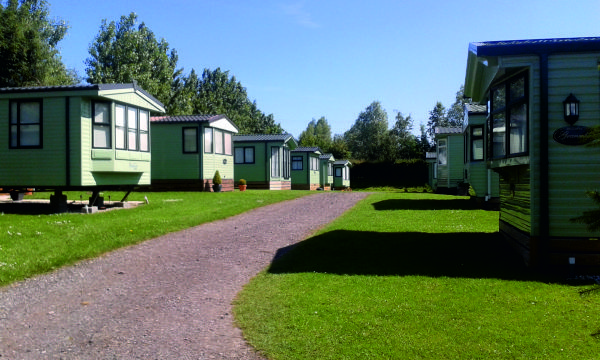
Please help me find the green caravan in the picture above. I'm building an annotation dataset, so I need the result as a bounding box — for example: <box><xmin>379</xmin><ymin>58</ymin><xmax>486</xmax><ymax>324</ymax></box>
<box><xmin>0</xmin><ymin>83</ymin><xmax>164</xmax><ymax>202</ymax></box>
<box><xmin>464</xmin><ymin>37</ymin><xmax>600</xmax><ymax>268</ymax></box>
<box><xmin>290</xmin><ymin>147</ymin><xmax>322</xmax><ymax>190</ymax></box>
<box><xmin>332</xmin><ymin>160</ymin><xmax>351</xmax><ymax>189</ymax></box>
<box><xmin>232</xmin><ymin>134</ymin><xmax>297</xmax><ymax>190</ymax></box>
<box><xmin>433</xmin><ymin>127</ymin><xmax>464</xmax><ymax>194</ymax></box>
<box><xmin>150</xmin><ymin>115</ymin><xmax>238</xmax><ymax>192</ymax></box>
<box><xmin>319</xmin><ymin>153</ymin><xmax>335</xmax><ymax>190</ymax></box>
<box><xmin>463</xmin><ymin>103</ymin><xmax>500</xmax><ymax>205</ymax></box>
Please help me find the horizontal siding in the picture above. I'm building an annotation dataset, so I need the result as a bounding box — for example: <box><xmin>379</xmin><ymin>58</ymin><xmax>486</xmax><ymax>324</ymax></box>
<box><xmin>547</xmin><ymin>53</ymin><xmax>600</xmax><ymax>238</ymax></box>
<box><xmin>151</xmin><ymin>123</ymin><xmax>200</xmax><ymax>180</ymax></box>
<box><xmin>234</xmin><ymin>142</ymin><xmax>266</xmax><ymax>182</ymax></box>
<box><xmin>203</xmin><ymin>153</ymin><xmax>234</xmax><ymax>182</ymax></box>
<box><xmin>0</xmin><ymin>98</ymin><xmax>66</xmax><ymax>187</ymax></box>
<box><xmin>498</xmin><ymin>166</ymin><xmax>531</xmax><ymax>235</ymax></box>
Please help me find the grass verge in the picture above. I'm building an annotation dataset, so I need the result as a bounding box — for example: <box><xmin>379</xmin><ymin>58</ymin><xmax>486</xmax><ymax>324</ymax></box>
<box><xmin>0</xmin><ymin>190</ymin><xmax>309</xmax><ymax>286</ymax></box>
<box><xmin>234</xmin><ymin>192</ymin><xmax>600</xmax><ymax>360</ymax></box>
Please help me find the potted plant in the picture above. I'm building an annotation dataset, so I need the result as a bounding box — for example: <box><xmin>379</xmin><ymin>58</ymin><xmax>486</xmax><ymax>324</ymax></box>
<box><xmin>212</xmin><ymin>170</ymin><xmax>222</xmax><ymax>192</ymax></box>
<box><xmin>238</xmin><ymin>179</ymin><xmax>247</xmax><ymax>192</ymax></box>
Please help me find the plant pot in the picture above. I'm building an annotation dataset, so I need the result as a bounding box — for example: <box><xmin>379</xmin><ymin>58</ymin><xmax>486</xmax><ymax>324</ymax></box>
<box><xmin>212</xmin><ymin>184</ymin><xmax>222</xmax><ymax>192</ymax></box>
<box><xmin>239</xmin><ymin>185</ymin><xmax>247</xmax><ymax>192</ymax></box>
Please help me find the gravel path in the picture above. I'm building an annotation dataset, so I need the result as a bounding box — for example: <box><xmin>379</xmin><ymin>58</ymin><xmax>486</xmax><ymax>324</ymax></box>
<box><xmin>0</xmin><ymin>192</ymin><xmax>368</xmax><ymax>359</ymax></box>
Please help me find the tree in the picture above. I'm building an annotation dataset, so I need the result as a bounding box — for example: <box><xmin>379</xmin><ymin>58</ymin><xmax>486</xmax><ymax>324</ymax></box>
<box><xmin>0</xmin><ymin>0</ymin><xmax>78</xmax><ymax>87</ymax></box>
<box><xmin>426</xmin><ymin>101</ymin><xmax>447</xmax><ymax>140</ymax></box>
<box><xmin>298</xmin><ymin>117</ymin><xmax>332</xmax><ymax>151</ymax></box>
<box><xmin>446</xmin><ymin>85</ymin><xmax>466</xmax><ymax>127</ymax></box>
<box><xmin>344</xmin><ymin>101</ymin><xmax>390</xmax><ymax>161</ymax></box>
<box><xmin>86</xmin><ymin>12</ymin><xmax>181</xmax><ymax>110</ymax></box>
<box><xmin>191</xmin><ymin>68</ymin><xmax>283</xmax><ymax>134</ymax></box>
<box><xmin>329</xmin><ymin>134</ymin><xmax>350</xmax><ymax>159</ymax></box>
<box><xmin>390</xmin><ymin>112</ymin><xmax>420</xmax><ymax>159</ymax></box>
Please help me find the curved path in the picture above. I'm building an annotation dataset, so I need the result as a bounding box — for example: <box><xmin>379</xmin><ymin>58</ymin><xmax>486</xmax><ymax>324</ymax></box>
<box><xmin>0</xmin><ymin>192</ymin><xmax>368</xmax><ymax>359</ymax></box>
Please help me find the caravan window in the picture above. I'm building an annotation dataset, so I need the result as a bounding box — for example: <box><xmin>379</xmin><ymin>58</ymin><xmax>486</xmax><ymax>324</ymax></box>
<box><xmin>10</xmin><ymin>99</ymin><xmax>42</xmax><ymax>148</ymax></box>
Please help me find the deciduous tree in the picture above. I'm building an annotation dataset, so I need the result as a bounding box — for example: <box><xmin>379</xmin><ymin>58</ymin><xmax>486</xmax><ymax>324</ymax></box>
<box><xmin>0</xmin><ymin>0</ymin><xmax>78</xmax><ymax>87</ymax></box>
<box><xmin>86</xmin><ymin>12</ymin><xmax>181</xmax><ymax>110</ymax></box>
<box><xmin>344</xmin><ymin>101</ymin><xmax>390</xmax><ymax>161</ymax></box>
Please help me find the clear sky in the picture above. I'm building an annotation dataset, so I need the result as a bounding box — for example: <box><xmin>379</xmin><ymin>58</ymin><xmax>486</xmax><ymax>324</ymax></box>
<box><xmin>51</xmin><ymin>0</ymin><xmax>599</xmax><ymax>138</ymax></box>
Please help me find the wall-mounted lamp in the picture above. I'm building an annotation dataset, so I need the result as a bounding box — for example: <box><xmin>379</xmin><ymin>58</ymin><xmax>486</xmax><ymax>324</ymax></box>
<box><xmin>563</xmin><ymin>93</ymin><xmax>580</xmax><ymax>125</ymax></box>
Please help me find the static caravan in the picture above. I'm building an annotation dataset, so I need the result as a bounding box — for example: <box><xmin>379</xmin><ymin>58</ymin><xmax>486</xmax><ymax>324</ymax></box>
<box><xmin>290</xmin><ymin>147</ymin><xmax>322</xmax><ymax>190</ymax></box>
<box><xmin>332</xmin><ymin>160</ymin><xmax>351</xmax><ymax>189</ymax></box>
<box><xmin>319</xmin><ymin>153</ymin><xmax>335</xmax><ymax>190</ymax></box>
<box><xmin>150</xmin><ymin>115</ymin><xmax>238</xmax><ymax>192</ymax></box>
<box><xmin>463</xmin><ymin>103</ymin><xmax>500</xmax><ymax>205</ymax></box>
<box><xmin>0</xmin><ymin>83</ymin><xmax>164</xmax><ymax>207</ymax></box>
<box><xmin>464</xmin><ymin>37</ymin><xmax>600</xmax><ymax>268</ymax></box>
<box><xmin>232</xmin><ymin>134</ymin><xmax>297</xmax><ymax>190</ymax></box>
<box><xmin>433</xmin><ymin>127</ymin><xmax>464</xmax><ymax>194</ymax></box>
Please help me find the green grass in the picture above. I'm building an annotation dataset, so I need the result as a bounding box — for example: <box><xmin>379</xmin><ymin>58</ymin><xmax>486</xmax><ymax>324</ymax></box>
<box><xmin>0</xmin><ymin>190</ymin><xmax>309</xmax><ymax>286</ymax></box>
<box><xmin>234</xmin><ymin>192</ymin><xmax>600</xmax><ymax>360</ymax></box>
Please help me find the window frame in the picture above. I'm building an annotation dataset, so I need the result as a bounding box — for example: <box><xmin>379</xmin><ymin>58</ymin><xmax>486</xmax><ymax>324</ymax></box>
<box><xmin>214</xmin><ymin>129</ymin><xmax>224</xmax><ymax>154</ymax></box>
<box><xmin>182</xmin><ymin>127</ymin><xmax>198</xmax><ymax>153</ymax></box>
<box><xmin>489</xmin><ymin>72</ymin><xmax>529</xmax><ymax>159</ymax></box>
<box><xmin>292</xmin><ymin>156</ymin><xmax>303</xmax><ymax>170</ymax></box>
<box><xmin>204</xmin><ymin>127</ymin><xmax>213</xmax><ymax>153</ymax></box>
<box><xmin>283</xmin><ymin>147</ymin><xmax>290</xmax><ymax>179</ymax></box>
<box><xmin>470</xmin><ymin>125</ymin><xmax>485</xmax><ymax>161</ymax></box>
<box><xmin>310</xmin><ymin>156</ymin><xmax>318</xmax><ymax>171</ymax></box>
<box><xmin>234</xmin><ymin>146</ymin><xmax>255</xmax><ymax>164</ymax></box>
<box><xmin>437</xmin><ymin>139</ymin><xmax>447</xmax><ymax>166</ymax></box>
<box><xmin>92</xmin><ymin>101</ymin><xmax>111</xmax><ymax>149</ymax></box>
<box><xmin>335</xmin><ymin>167</ymin><xmax>342</xmax><ymax>177</ymax></box>
<box><xmin>271</xmin><ymin>147</ymin><xmax>280</xmax><ymax>178</ymax></box>
<box><xmin>224</xmin><ymin>132</ymin><xmax>232</xmax><ymax>155</ymax></box>
<box><xmin>9</xmin><ymin>99</ymin><xmax>43</xmax><ymax>149</ymax></box>
<box><xmin>139</xmin><ymin>109</ymin><xmax>149</xmax><ymax>152</ymax></box>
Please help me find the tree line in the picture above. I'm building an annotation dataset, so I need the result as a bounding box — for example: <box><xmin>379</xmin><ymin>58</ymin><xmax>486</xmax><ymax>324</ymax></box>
<box><xmin>0</xmin><ymin>1</ymin><xmax>282</xmax><ymax>134</ymax></box>
<box><xmin>1</xmin><ymin>0</ymin><xmax>466</xmax><ymax>161</ymax></box>
<box><xmin>298</xmin><ymin>87</ymin><xmax>466</xmax><ymax>162</ymax></box>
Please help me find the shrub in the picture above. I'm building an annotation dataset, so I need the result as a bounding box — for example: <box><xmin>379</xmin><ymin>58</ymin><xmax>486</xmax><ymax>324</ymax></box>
<box><xmin>213</xmin><ymin>171</ymin><xmax>222</xmax><ymax>185</ymax></box>
<box><xmin>239</xmin><ymin>179</ymin><xmax>247</xmax><ymax>186</ymax></box>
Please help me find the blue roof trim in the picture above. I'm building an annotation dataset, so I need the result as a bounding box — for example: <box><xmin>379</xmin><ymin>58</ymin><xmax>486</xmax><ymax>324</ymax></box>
<box><xmin>469</xmin><ymin>37</ymin><xmax>600</xmax><ymax>57</ymax></box>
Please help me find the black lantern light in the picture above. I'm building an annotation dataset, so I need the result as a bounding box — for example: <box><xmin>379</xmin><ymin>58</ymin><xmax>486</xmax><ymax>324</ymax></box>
<box><xmin>563</xmin><ymin>93</ymin><xmax>580</xmax><ymax>125</ymax></box>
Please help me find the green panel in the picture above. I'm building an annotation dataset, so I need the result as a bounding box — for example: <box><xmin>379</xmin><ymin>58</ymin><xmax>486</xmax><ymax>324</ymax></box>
<box><xmin>0</xmin><ymin>98</ymin><xmax>66</xmax><ymax>186</ymax></box>
<box><xmin>498</xmin><ymin>165</ymin><xmax>531</xmax><ymax>234</ymax></box>
<box><xmin>234</xmin><ymin>142</ymin><xmax>267</xmax><ymax>182</ymax></box>
<box><xmin>151</xmin><ymin>123</ymin><xmax>200</xmax><ymax>180</ymax></box>
<box><xmin>291</xmin><ymin>153</ymin><xmax>308</xmax><ymax>185</ymax></box>
<box><xmin>68</xmin><ymin>97</ymin><xmax>82</xmax><ymax>186</ymax></box>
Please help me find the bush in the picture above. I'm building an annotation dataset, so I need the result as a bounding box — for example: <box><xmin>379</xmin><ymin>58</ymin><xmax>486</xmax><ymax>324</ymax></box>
<box><xmin>238</xmin><ymin>179</ymin><xmax>247</xmax><ymax>186</ymax></box>
<box><xmin>213</xmin><ymin>171</ymin><xmax>222</xmax><ymax>185</ymax></box>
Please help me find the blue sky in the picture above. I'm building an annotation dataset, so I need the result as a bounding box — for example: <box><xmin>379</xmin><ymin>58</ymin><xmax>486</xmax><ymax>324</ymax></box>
<box><xmin>51</xmin><ymin>0</ymin><xmax>599</xmax><ymax>138</ymax></box>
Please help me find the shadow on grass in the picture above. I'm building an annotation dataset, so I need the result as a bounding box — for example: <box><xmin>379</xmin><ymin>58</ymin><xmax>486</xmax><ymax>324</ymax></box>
<box><xmin>269</xmin><ymin>230</ymin><xmax>562</xmax><ymax>283</ymax></box>
<box><xmin>372</xmin><ymin>199</ymin><xmax>478</xmax><ymax>211</ymax></box>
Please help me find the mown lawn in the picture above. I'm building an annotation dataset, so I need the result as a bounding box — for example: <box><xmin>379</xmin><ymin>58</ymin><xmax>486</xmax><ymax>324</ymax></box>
<box><xmin>0</xmin><ymin>190</ymin><xmax>309</xmax><ymax>286</ymax></box>
<box><xmin>234</xmin><ymin>192</ymin><xmax>600</xmax><ymax>360</ymax></box>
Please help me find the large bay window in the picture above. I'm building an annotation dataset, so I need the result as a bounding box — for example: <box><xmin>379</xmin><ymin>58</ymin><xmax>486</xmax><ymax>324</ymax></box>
<box><xmin>113</xmin><ymin>103</ymin><xmax>149</xmax><ymax>152</ymax></box>
<box><xmin>490</xmin><ymin>73</ymin><xmax>528</xmax><ymax>159</ymax></box>
<box><xmin>93</xmin><ymin>102</ymin><xmax>111</xmax><ymax>149</ymax></box>
<box><xmin>10</xmin><ymin>99</ymin><xmax>42</xmax><ymax>148</ymax></box>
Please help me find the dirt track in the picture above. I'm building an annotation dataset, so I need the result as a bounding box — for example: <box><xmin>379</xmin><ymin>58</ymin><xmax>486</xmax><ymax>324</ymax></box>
<box><xmin>0</xmin><ymin>191</ymin><xmax>368</xmax><ymax>359</ymax></box>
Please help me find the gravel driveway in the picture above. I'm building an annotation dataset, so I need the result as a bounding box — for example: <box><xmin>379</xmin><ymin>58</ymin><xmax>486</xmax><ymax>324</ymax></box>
<box><xmin>0</xmin><ymin>191</ymin><xmax>368</xmax><ymax>359</ymax></box>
